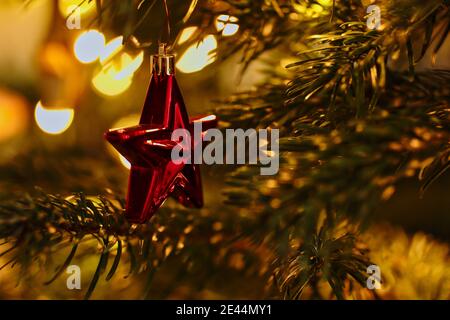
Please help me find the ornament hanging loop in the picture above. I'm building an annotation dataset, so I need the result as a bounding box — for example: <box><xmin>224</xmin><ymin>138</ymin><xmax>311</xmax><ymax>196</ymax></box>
<box><xmin>161</xmin><ymin>0</ymin><xmax>171</xmax><ymax>44</ymax></box>
<box><xmin>151</xmin><ymin>42</ymin><xmax>175</xmax><ymax>76</ymax></box>
<box><xmin>158</xmin><ymin>42</ymin><xmax>167</xmax><ymax>55</ymax></box>
<box><xmin>150</xmin><ymin>0</ymin><xmax>174</xmax><ymax>76</ymax></box>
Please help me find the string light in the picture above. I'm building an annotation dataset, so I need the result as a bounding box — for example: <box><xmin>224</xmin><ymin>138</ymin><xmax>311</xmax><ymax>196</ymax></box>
<box><xmin>34</xmin><ymin>101</ymin><xmax>74</xmax><ymax>135</ymax></box>
<box><xmin>176</xmin><ymin>35</ymin><xmax>217</xmax><ymax>73</ymax></box>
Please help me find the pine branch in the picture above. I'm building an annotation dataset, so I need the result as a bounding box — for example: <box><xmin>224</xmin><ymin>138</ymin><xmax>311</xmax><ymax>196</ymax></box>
<box><xmin>275</xmin><ymin>231</ymin><xmax>371</xmax><ymax>300</ymax></box>
<box><xmin>0</xmin><ymin>188</ymin><xmax>374</xmax><ymax>299</ymax></box>
<box><xmin>0</xmin><ymin>190</ymin><xmax>246</xmax><ymax>299</ymax></box>
<box><xmin>286</xmin><ymin>2</ymin><xmax>449</xmax><ymax>115</ymax></box>
<box><xmin>0</xmin><ymin>145</ymin><xmax>126</xmax><ymax>196</ymax></box>
<box><xmin>221</xmin><ymin>69</ymin><xmax>450</xmax><ymax>238</ymax></box>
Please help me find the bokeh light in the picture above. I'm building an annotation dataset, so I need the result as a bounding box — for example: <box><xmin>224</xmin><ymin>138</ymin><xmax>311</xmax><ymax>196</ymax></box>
<box><xmin>92</xmin><ymin>51</ymin><xmax>143</xmax><ymax>96</ymax></box>
<box><xmin>92</xmin><ymin>66</ymin><xmax>132</xmax><ymax>96</ymax></box>
<box><xmin>58</xmin><ymin>0</ymin><xmax>96</xmax><ymax>18</ymax></box>
<box><xmin>114</xmin><ymin>52</ymin><xmax>144</xmax><ymax>80</ymax></box>
<box><xmin>72</xmin><ymin>31</ymin><xmax>143</xmax><ymax>97</ymax></box>
<box><xmin>292</xmin><ymin>1</ymin><xmax>330</xmax><ymax>18</ymax></box>
<box><xmin>178</xmin><ymin>26</ymin><xmax>198</xmax><ymax>45</ymax></box>
<box><xmin>215</xmin><ymin>15</ymin><xmax>239</xmax><ymax>36</ymax></box>
<box><xmin>34</xmin><ymin>101</ymin><xmax>74</xmax><ymax>135</ymax></box>
<box><xmin>73</xmin><ymin>30</ymin><xmax>105</xmax><ymax>64</ymax></box>
<box><xmin>0</xmin><ymin>89</ymin><xmax>29</xmax><ymax>142</ymax></box>
<box><xmin>176</xmin><ymin>35</ymin><xmax>217</xmax><ymax>74</ymax></box>
<box><xmin>317</xmin><ymin>0</ymin><xmax>333</xmax><ymax>7</ymax></box>
<box><xmin>99</xmin><ymin>36</ymin><xmax>124</xmax><ymax>65</ymax></box>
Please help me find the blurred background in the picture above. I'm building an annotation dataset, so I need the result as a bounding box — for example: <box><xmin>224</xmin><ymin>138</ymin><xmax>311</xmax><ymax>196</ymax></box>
<box><xmin>0</xmin><ymin>0</ymin><xmax>448</xmax><ymax>299</ymax></box>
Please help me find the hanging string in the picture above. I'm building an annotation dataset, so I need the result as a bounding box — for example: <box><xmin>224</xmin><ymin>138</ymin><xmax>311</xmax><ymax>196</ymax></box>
<box><xmin>161</xmin><ymin>0</ymin><xmax>171</xmax><ymax>46</ymax></box>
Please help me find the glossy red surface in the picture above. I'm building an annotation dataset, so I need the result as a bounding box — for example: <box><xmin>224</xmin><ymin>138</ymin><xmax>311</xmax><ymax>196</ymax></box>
<box><xmin>105</xmin><ymin>72</ymin><xmax>217</xmax><ymax>223</ymax></box>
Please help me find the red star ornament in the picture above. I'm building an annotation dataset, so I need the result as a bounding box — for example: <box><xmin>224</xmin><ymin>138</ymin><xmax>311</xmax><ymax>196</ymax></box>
<box><xmin>105</xmin><ymin>48</ymin><xmax>217</xmax><ymax>223</ymax></box>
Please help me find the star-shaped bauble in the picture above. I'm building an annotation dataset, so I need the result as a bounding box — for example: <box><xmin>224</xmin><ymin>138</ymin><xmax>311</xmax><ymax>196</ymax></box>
<box><xmin>105</xmin><ymin>48</ymin><xmax>217</xmax><ymax>223</ymax></box>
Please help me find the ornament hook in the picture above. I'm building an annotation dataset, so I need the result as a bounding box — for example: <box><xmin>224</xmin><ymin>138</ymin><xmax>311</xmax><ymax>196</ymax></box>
<box><xmin>151</xmin><ymin>42</ymin><xmax>175</xmax><ymax>76</ymax></box>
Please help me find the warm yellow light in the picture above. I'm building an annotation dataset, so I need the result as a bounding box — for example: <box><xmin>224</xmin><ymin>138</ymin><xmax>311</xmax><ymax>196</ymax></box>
<box><xmin>92</xmin><ymin>66</ymin><xmax>132</xmax><ymax>97</ymax></box>
<box><xmin>317</xmin><ymin>0</ymin><xmax>333</xmax><ymax>7</ymax></box>
<box><xmin>293</xmin><ymin>1</ymin><xmax>330</xmax><ymax>17</ymax></box>
<box><xmin>114</xmin><ymin>52</ymin><xmax>144</xmax><ymax>80</ymax></box>
<box><xmin>34</xmin><ymin>101</ymin><xmax>74</xmax><ymax>135</ymax></box>
<box><xmin>74</xmin><ymin>30</ymin><xmax>105</xmax><ymax>64</ymax></box>
<box><xmin>99</xmin><ymin>36</ymin><xmax>124</xmax><ymax>64</ymax></box>
<box><xmin>92</xmin><ymin>51</ymin><xmax>143</xmax><ymax>97</ymax></box>
<box><xmin>0</xmin><ymin>89</ymin><xmax>29</xmax><ymax>142</ymax></box>
<box><xmin>58</xmin><ymin>0</ymin><xmax>96</xmax><ymax>18</ymax></box>
<box><xmin>176</xmin><ymin>35</ymin><xmax>217</xmax><ymax>74</ymax></box>
<box><xmin>215</xmin><ymin>15</ymin><xmax>239</xmax><ymax>36</ymax></box>
<box><xmin>178</xmin><ymin>26</ymin><xmax>198</xmax><ymax>45</ymax></box>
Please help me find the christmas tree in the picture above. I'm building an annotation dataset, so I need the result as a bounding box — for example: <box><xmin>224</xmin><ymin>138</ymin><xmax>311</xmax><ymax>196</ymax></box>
<box><xmin>0</xmin><ymin>0</ymin><xmax>449</xmax><ymax>300</ymax></box>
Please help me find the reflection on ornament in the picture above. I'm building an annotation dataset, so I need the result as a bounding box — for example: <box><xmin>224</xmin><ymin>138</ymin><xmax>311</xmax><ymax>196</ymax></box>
<box><xmin>119</xmin><ymin>155</ymin><xmax>132</xmax><ymax>169</ymax></box>
<box><xmin>178</xmin><ymin>27</ymin><xmax>198</xmax><ymax>45</ymax></box>
<box><xmin>215</xmin><ymin>15</ymin><xmax>239</xmax><ymax>36</ymax></box>
<box><xmin>92</xmin><ymin>52</ymin><xmax>143</xmax><ymax>96</ymax></box>
<box><xmin>108</xmin><ymin>114</ymin><xmax>141</xmax><ymax>169</ymax></box>
<box><xmin>74</xmin><ymin>30</ymin><xmax>105</xmax><ymax>64</ymax></box>
<box><xmin>176</xmin><ymin>35</ymin><xmax>217</xmax><ymax>73</ymax></box>
<box><xmin>34</xmin><ymin>101</ymin><xmax>74</xmax><ymax>135</ymax></box>
<box><xmin>0</xmin><ymin>89</ymin><xmax>29</xmax><ymax>142</ymax></box>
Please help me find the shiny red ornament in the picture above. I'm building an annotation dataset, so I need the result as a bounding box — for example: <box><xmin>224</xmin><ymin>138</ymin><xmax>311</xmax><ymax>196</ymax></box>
<box><xmin>105</xmin><ymin>46</ymin><xmax>217</xmax><ymax>223</ymax></box>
